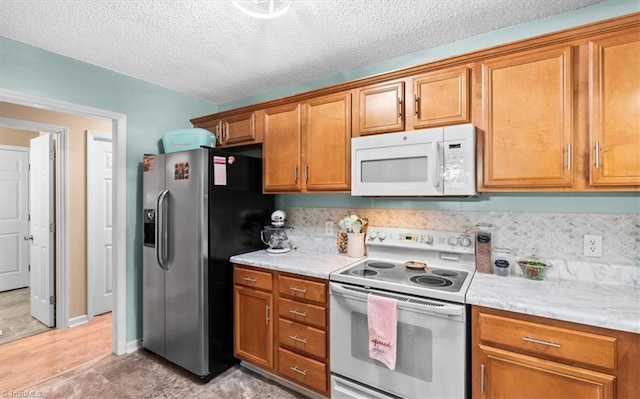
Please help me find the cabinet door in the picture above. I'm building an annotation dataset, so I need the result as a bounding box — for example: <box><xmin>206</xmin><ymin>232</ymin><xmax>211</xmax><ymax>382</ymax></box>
<box><xmin>221</xmin><ymin>111</ymin><xmax>257</xmax><ymax>146</ymax></box>
<box><xmin>354</xmin><ymin>81</ymin><xmax>404</xmax><ymax>136</ymax></box>
<box><xmin>412</xmin><ymin>66</ymin><xmax>470</xmax><ymax>129</ymax></box>
<box><xmin>481</xmin><ymin>46</ymin><xmax>573</xmax><ymax>189</ymax></box>
<box><xmin>263</xmin><ymin>103</ymin><xmax>302</xmax><ymax>192</ymax></box>
<box><xmin>303</xmin><ymin>91</ymin><xmax>351</xmax><ymax>191</ymax></box>
<box><xmin>477</xmin><ymin>345</ymin><xmax>615</xmax><ymax>399</ymax></box>
<box><xmin>589</xmin><ymin>30</ymin><xmax>640</xmax><ymax>186</ymax></box>
<box><xmin>234</xmin><ymin>286</ymin><xmax>273</xmax><ymax>370</ymax></box>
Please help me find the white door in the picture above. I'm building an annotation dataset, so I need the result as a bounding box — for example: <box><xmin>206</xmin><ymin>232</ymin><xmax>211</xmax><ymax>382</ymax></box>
<box><xmin>30</xmin><ymin>134</ymin><xmax>54</xmax><ymax>327</ymax></box>
<box><xmin>87</xmin><ymin>132</ymin><xmax>113</xmax><ymax>316</ymax></box>
<box><xmin>0</xmin><ymin>146</ymin><xmax>30</xmax><ymax>292</ymax></box>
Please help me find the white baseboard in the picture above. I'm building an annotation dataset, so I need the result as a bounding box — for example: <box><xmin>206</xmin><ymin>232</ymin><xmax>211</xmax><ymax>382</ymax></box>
<box><xmin>68</xmin><ymin>315</ymin><xmax>89</xmax><ymax>327</ymax></box>
<box><xmin>126</xmin><ymin>339</ymin><xmax>142</xmax><ymax>353</ymax></box>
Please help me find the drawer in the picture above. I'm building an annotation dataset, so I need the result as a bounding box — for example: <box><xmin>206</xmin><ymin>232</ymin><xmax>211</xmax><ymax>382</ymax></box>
<box><xmin>234</xmin><ymin>266</ymin><xmax>273</xmax><ymax>291</ymax></box>
<box><xmin>278</xmin><ymin>347</ymin><xmax>327</xmax><ymax>394</ymax></box>
<box><xmin>278</xmin><ymin>297</ymin><xmax>326</xmax><ymax>329</ymax></box>
<box><xmin>278</xmin><ymin>275</ymin><xmax>326</xmax><ymax>304</ymax></box>
<box><xmin>278</xmin><ymin>318</ymin><xmax>326</xmax><ymax>360</ymax></box>
<box><xmin>478</xmin><ymin>312</ymin><xmax>617</xmax><ymax>370</ymax></box>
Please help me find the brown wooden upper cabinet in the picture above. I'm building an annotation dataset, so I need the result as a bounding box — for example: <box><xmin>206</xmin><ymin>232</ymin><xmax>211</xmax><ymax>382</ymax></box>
<box><xmin>588</xmin><ymin>29</ymin><xmax>640</xmax><ymax>186</ymax></box>
<box><xmin>191</xmin><ymin>110</ymin><xmax>260</xmax><ymax>148</ymax></box>
<box><xmin>353</xmin><ymin>80</ymin><xmax>405</xmax><ymax>136</ymax></box>
<box><xmin>479</xmin><ymin>45</ymin><xmax>574</xmax><ymax>189</ymax></box>
<box><xmin>412</xmin><ymin>66</ymin><xmax>470</xmax><ymax>129</ymax></box>
<box><xmin>353</xmin><ymin>67</ymin><xmax>470</xmax><ymax>136</ymax></box>
<box><xmin>263</xmin><ymin>91</ymin><xmax>352</xmax><ymax>193</ymax></box>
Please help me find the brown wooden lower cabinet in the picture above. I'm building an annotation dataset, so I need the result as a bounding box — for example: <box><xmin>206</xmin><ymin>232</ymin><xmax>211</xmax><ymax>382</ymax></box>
<box><xmin>278</xmin><ymin>347</ymin><xmax>327</xmax><ymax>393</ymax></box>
<box><xmin>472</xmin><ymin>306</ymin><xmax>639</xmax><ymax>399</ymax></box>
<box><xmin>233</xmin><ymin>264</ymin><xmax>331</xmax><ymax>397</ymax></box>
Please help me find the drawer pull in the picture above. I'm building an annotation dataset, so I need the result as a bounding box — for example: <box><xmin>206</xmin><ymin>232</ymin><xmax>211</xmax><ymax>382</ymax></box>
<box><xmin>242</xmin><ymin>277</ymin><xmax>257</xmax><ymax>283</ymax></box>
<box><xmin>290</xmin><ymin>366</ymin><xmax>308</xmax><ymax>376</ymax></box>
<box><xmin>522</xmin><ymin>336</ymin><xmax>561</xmax><ymax>348</ymax></box>
<box><xmin>289</xmin><ymin>309</ymin><xmax>307</xmax><ymax>317</ymax></box>
<box><xmin>290</xmin><ymin>286</ymin><xmax>307</xmax><ymax>294</ymax></box>
<box><xmin>289</xmin><ymin>335</ymin><xmax>308</xmax><ymax>344</ymax></box>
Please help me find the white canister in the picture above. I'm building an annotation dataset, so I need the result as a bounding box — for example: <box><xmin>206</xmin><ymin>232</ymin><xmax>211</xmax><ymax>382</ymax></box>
<box><xmin>346</xmin><ymin>232</ymin><xmax>365</xmax><ymax>258</ymax></box>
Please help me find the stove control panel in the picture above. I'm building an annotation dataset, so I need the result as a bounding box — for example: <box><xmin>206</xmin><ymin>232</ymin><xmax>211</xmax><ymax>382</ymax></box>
<box><xmin>366</xmin><ymin>227</ymin><xmax>476</xmax><ymax>254</ymax></box>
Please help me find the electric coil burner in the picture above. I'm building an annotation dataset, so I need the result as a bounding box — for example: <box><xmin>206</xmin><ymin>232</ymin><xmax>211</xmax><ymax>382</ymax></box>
<box><xmin>332</xmin><ymin>226</ymin><xmax>476</xmax><ymax>303</ymax></box>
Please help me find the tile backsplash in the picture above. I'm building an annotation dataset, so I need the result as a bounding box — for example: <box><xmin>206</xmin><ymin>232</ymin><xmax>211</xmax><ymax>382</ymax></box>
<box><xmin>284</xmin><ymin>207</ymin><xmax>640</xmax><ymax>287</ymax></box>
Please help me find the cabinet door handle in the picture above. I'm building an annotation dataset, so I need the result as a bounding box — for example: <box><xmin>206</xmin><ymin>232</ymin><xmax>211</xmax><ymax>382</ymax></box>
<box><xmin>414</xmin><ymin>95</ymin><xmax>419</xmax><ymax>116</ymax></box>
<box><xmin>522</xmin><ymin>336</ymin><xmax>561</xmax><ymax>348</ymax></box>
<box><xmin>265</xmin><ymin>305</ymin><xmax>270</xmax><ymax>325</ymax></box>
<box><xmin>305</xmin><ymin>163</ymin><xmax>309</xmax><ymax>182</ymax></box>
<box><xmin>566</xmin><ymin>144</ymin><xmax>572</xmax><ymax>171</ymax></box>
<box><xmin>480</xmin><ymin>364</ymin><xmax>485</xmax><ymax>394</ymax></box>
<box><xmin>215</xmin><ymin>125</ymin><xmax>221</xmax><ymax>144</ymax></box>
<box><xmin>289</xmin><ymin>309</ymin><xmax>307</xmax><ymax>317</ymax></box>
<box><xmin>594</xmin><ymin>140</ymin><xmax>601</xmax><ymax>169</ymax></box>
<box><xmin>242</xmin><ymin>277</ymin><xmax>257</xmax><ymax>283</ymax></box>
<box><xmin>294</xmin><ymin>165</ymin><xmax>298</xmax><ymax>183</ymax></box>
<box><xmin>397</xmin><ymin>98</ymin><xmax>403</xmax><ymax>118</ymax></box>
<box><xmin>289</xmin><ymin>335</ymin><xmax>308</xmax><ymax>344</ymax></box>
<box><xmin>290</xmin><ymin>366</ymin><xmax>308</xmax><ymax>376</ymax></box>
<box><xmin>290</xmin><ymin>286</ymin><xmax>307</xmax><ymax>294</ymax></box>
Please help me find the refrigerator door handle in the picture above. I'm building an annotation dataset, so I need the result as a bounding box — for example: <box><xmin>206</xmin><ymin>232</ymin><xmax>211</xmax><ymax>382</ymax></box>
<box><xmin>156</xmin><ymin>189</ymin><xmax>170</xmax><ymax>270</ymax></box>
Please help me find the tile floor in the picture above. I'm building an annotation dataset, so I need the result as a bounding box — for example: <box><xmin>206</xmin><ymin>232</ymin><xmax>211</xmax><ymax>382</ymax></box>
<box><xmin>0</xmin><ymin>287</ymin><xmax>51</xmax><ymax>345</ymax></box>
<box><xmin>28</xmin><ymin>350</ymin><xmax>309</xmax><ymax>399</ymax></box>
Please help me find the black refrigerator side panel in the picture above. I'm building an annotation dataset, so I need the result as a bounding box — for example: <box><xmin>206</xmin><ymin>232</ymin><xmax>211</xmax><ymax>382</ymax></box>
<box><xmin>208</xmin><ymin>150</ymin><xmax>274</xmax><ymax>262</ymax></box>
<box><xmin>206</xmin><ymin>149</ymin><xmax>274</xmax><ymax>378</ymax></box>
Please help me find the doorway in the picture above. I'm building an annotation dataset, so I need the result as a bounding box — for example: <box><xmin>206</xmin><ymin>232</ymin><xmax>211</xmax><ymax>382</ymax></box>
<box><xmin>0</xmin><ymin>88</ymin><xmax>127</xmax><ymax>355</ymax></box>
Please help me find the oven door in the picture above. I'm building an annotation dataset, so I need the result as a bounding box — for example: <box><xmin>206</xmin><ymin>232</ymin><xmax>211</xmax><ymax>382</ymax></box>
<box><xmin>329</xmin><ymin>282</ymin><xmax>467</xmax><ymax>399</ymax></box>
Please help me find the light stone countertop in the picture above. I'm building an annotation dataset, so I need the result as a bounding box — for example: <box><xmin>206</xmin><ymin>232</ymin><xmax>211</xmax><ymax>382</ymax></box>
<box><xmin>230</xmin><ymin>245</ymin><xmax>640</xmax><ymax>334</ymax></box>
<box><xmin>467</xmin><ymin>272</ymin><xmax>640</xmax><ymax>334</ymax></box>
<box><xmin>230</xmin><ymin>249</ymin><xmax>363</xmax><ymax>280</ymax></box>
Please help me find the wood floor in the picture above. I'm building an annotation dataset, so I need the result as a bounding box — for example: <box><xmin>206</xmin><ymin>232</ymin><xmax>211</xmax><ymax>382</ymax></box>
<box><xmin>0</xmin><ymin>312</ymin><xmax>112</xmax><ymax>393</ymax></box>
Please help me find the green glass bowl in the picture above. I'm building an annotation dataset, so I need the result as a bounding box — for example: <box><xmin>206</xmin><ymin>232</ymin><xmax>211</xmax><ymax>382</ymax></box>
<box><xmin>517</xmin><ymin>260</ymin><xmax>551</xmax><ymax>280</ymax></box>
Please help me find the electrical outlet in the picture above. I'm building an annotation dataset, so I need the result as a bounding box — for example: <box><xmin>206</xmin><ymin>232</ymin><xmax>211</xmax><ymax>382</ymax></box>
<box><xmin>324</xmin><ymin>221</ymin><xmax>334</xmax><ymax>236</ymax></box>
<box><xmin>583</xmin><ymin>234</ymin><xmax>603</xmax><ymax>257</ymax></box>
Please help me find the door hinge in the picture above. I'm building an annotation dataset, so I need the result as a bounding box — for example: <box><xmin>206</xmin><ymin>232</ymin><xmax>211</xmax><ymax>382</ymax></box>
<box><xmin>28</xmin><ymin>214</ymin><xmax>31</xmax><ymax>221</ymax></box>
<box><xmin>50</xmin><ymin>149</ymin><xmax>56</xmax><ymax>161</ymax></box>
<box><xmin>49</xmin><ymin>222</ymin><xmax>56</xmax><ymax>232</ymax></box>
<box><xmin>28</xmin><ymin>264</ymin><xmax>31</xmax><ymax>272</ymax></box>
<box><xmin>50</xmin><ymin>295</ymin><xmax>55</xmax><ymax>305</ymax></box>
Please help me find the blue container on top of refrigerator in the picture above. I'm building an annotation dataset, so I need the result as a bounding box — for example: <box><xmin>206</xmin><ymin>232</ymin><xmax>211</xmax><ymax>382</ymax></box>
<box><xmin>162</xmin><ymin>128</ymin><xmax>216</xmax><ymax>153</ymax></box>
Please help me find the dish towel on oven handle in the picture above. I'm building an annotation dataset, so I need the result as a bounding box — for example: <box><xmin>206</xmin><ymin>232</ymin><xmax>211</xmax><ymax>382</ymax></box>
<box><xmin>367</xmin><ymin>293</ymin><xmax>398</xmax><ymax>370</ymax></box>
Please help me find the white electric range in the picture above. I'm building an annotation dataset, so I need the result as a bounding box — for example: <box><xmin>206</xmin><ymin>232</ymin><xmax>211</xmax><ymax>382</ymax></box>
<box><xmin>329</xmin><ymin>226</ymin><xmax>476</xmax><ymax>399</ymax></box>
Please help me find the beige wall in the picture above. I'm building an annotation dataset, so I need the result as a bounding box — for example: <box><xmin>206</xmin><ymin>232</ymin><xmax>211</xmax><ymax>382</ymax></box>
<box><xmin>0</xmin><ymin>127</ymin><xmax>39</xmax><ymax>146</ymax></box>
<box><xmin>0</xmin><ymin>101</ymin><xmax>112</xmax><ymax>318</ymax></box>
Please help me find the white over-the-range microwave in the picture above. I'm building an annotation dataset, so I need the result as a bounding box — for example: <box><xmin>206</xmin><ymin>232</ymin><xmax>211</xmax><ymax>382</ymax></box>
<box><xmin>351</xmin><ymin>124</ymin><xmax>476</xmax><ymax>196</ymax></box>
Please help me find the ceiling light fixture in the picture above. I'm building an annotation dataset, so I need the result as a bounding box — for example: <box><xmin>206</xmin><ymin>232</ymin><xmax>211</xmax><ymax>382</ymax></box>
<box><xmin>231</xmin><ymin>0</ymin><xmax>291</xmax><ymax>19</ymax></box>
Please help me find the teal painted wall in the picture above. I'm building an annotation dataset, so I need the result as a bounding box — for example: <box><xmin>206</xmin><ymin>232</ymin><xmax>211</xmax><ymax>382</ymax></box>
<box><xmin>225</xmin><ymin>0</ymin><xmax>640</xmax><ymax>215</ymax></box>
<box><xmin>0</xmin><ymin>36</ymin><xmax>218</xmax><ymax>341</ymax></box>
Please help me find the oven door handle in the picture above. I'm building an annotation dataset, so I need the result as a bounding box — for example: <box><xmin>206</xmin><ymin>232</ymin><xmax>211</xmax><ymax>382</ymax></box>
<box><xmin>329</xmin><ymin>282</ymin><xmax>464</xmax><ymax>317</ymax></box>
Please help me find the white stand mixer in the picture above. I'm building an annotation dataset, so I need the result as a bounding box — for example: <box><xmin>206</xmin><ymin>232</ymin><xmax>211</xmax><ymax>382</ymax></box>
<box><xmin>261</xmin><ymin>210</ymin><xmax>294</xmax><ymax>253</ymax></box>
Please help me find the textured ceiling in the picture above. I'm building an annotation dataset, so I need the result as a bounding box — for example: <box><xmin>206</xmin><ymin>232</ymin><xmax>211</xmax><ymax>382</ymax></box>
<box><xmin>0</xmin><ymin>0</ymin><xmax>604</xmax><ymax>105</ymax></box>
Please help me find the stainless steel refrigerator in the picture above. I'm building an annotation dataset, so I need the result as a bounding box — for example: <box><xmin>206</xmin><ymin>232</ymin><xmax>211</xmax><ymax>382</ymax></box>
<box><xmin>142</xmin><ymin>147</ymin><xmax>273</xmax><ymax>381</ymax></box>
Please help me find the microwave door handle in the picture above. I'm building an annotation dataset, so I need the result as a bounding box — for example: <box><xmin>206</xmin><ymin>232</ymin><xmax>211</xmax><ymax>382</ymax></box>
<box><xmin>433</xmin><ymin>142</ymin><xmax>442</xmax><ymax>191</ymax></box>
